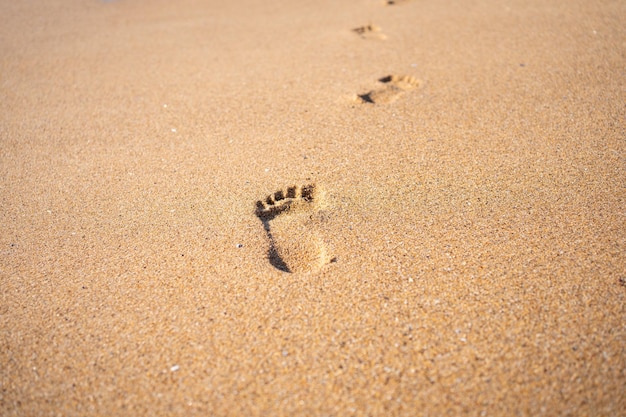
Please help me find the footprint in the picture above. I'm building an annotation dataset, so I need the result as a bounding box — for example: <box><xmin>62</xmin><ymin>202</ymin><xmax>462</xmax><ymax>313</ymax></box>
<box><xmin>358</xmin><ymin>75</ymin><xmax>421</xmax><ymax>104</ymax></box>
<box><xmin>383</xmin><ymin>0</ymin><xmax>413</xmax><ymax>5</ymax></box>
<box><xmin>352</xmin><ymin>24</ymin><xmax>387</xmax><ymax>40</ymax></box>
<box><xmin>255</xmin><ymin>184</ymin><xmax>333</xmax><ymax>273</ymax></box>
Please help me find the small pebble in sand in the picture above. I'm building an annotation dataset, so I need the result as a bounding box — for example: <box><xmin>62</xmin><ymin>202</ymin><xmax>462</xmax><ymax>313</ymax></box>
<box><xmin>170</xmin><ymin>365</ymin><xmax>180</xmax><ymax>372</ymax></box>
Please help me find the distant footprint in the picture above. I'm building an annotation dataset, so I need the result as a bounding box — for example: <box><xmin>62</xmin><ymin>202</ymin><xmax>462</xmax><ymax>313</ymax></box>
<box><xmin>383</xmin><ymin>0</ymin><xmax>413</xmax><ymax>5</ymax></box>
<box><xmin>255</xmin><ymin>184</ymin><xmax>332</xmax><ymax>273</ymax></box>
<box><xmin>358</xmin><ymin>75</ymin><xmax>421</xmax><ymax>104</ymax></box>
<box><xmin>352</xmin><ymin>24</ymin><xmax>387</xmax><ymax>40</ymax></box>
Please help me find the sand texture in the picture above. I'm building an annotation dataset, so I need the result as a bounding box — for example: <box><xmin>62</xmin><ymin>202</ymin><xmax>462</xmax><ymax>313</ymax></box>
<box><xmin>1</xmin><ymin>0</ymin><xmax>625</xmax><ymax>415</ymax></box>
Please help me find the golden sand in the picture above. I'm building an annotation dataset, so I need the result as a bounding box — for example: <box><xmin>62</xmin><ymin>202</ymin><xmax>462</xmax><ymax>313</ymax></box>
<box><xmin>1</xmin><ymin>0</ymin><xmax>624</xmax><ymax>415</ymax></box>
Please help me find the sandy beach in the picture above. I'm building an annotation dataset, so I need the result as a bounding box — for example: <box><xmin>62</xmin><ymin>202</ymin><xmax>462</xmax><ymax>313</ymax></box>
<box><xmin>1</xmin><ymin>0</ymin><xmax>624</xmax><ymax>415</ymax></box>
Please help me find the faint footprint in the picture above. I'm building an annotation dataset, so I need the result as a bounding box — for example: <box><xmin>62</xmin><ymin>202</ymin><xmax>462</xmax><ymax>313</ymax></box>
<box><xmin>352</xmin><ymin>24</ymin><xmax>387</xmax><ymax>40</ymax></box>
<box><xmin>358</xmin><ymin>75</ymin><xmax>421</xmax><ymax>104</ymax></box>
<box><xmin>255</xmin><ymin>184</ymin><xmax>333</xmax><ymax>273</ymax></box>
<box><xmin>383</xmin><ymin>0</ymin><xmax>413</xmax><ymax>5</ymax></box>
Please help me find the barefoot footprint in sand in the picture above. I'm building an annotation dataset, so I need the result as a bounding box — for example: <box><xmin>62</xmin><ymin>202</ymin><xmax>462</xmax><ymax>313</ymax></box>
<box><xmin>352</xmin><ymin>24</ymin><xmax>387</xmax><ymax>40</ymax></box>
<box><xmin>255</xmin><ymin>184</ymin><xmax>332</xmax><ymax>273</ymax></box>
<box><xmin>384</xmin><ymin>0</ymin><xmax>413</xmax><ymax>5</ymax></box>
<box><xmin>359</xmin><ymin>75</ymin><xmax>421</xmax><ymax>104</ymax></box>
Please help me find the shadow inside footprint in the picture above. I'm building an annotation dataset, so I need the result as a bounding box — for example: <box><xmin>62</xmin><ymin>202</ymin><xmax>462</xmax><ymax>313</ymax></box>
<box><xmin>255</xmin><ymin>184</ymin><xmax>329</xmax><ymax>273</ymax></box>
<box><xmin>268</xmin><ymin>246</ymin><xmax>290</xmax><ymax>272</ymax></box>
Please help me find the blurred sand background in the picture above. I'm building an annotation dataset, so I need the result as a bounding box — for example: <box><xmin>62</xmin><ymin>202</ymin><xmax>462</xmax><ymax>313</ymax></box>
<box><xmin>1</xmin><ymin>0</ymin><xmax>624</xmax><ymax>415</ymax></box>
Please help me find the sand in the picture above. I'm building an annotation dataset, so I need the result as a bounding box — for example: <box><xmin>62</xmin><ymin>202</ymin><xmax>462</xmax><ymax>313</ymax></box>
<box><xmin>1</xmin><ymin>0</ymin><xmax>624</xmax><ymax>415</ymax></box>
